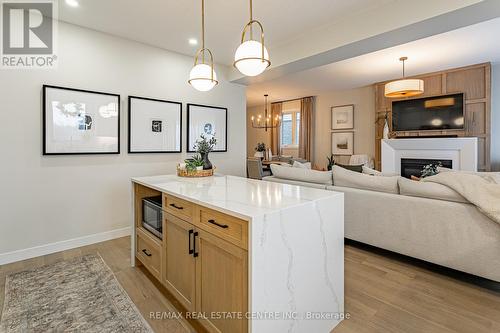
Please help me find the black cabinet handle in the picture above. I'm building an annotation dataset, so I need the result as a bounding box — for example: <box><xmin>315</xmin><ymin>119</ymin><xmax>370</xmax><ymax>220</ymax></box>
<box><xmin>188</xmin><ymin>229</ymin><xmax>194</xmax><ymax>255</ymax></box>
<box><xmin>142</xmin><ymin>249</ymin><xmax>152</xmax><ymax>257</ymax></box>
<box><xmin>170</xmin><ymin>203</ymin><xmax>184</xmax><ymax>210</ymax></box>
<box><xmin>193</xmin><ymin>232</ymin><xmax>199</xmax><ymax>258</ymax></box>
<box><xmin>208</xmin><ymin>219</ymin><xmax>229</xmax><ymax>229</ymax></box>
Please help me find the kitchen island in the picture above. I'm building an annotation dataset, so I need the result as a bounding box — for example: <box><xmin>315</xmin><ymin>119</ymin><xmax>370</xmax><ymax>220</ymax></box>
<box><xmin>131</xmin><ymin>174</ymin><xmax>344</xmax><ymax>333</ymax></box>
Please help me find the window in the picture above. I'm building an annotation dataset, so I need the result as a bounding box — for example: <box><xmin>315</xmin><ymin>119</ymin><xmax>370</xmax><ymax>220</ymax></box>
<box><xmin>281</xmin><ymin>111</ymin><xmax>300</xmax><ymax>147</ymax></box>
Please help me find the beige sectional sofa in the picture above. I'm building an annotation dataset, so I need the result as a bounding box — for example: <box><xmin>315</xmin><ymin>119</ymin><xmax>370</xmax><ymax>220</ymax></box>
<box><xmin>264</xmin><ymin>165</ymin><xmax>500</xmax><ymax>282</ymax></box>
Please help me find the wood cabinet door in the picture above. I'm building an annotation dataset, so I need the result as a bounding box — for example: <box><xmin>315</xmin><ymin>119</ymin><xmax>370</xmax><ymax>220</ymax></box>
<box><xmin>195</xmin><ymin>229</ymin><xmax>248</xmax><ymax>333</ymax></box>
<box><xmin>164</xmin><ymin>213</ymin><xmax>196</xmax><ymax>312</ymax></box>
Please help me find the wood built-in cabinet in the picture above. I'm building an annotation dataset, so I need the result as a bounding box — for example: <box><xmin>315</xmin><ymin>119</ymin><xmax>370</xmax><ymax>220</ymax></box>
<box><xmin>164</xmin><ymin>213</ymin><xmax>196</xmax><ymax>311</ymax></box>
<box><xmin>374</xmin><ymin>62</ymin><xmax>491</xmax><ymax>171</ymax></box>
<box><xmin>134</xmin><ymin>183</ymin><xmax>248</xmax><ymax>333</ymax></box>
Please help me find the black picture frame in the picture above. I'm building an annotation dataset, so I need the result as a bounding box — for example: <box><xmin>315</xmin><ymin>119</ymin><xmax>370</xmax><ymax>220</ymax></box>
<box><xmin>42</xmin><ymin>85</ymin><xmax>121</xmax><ymax>155</ymax></box>
<box><xmin>127</xmin><ymin>96</ymin><xmax>182</xmax><ymax>154</ymax></box>
<box><xmin>187</xmin><ymin>103</ymin><xmax>228</xmax><ymax>153</ymax></box>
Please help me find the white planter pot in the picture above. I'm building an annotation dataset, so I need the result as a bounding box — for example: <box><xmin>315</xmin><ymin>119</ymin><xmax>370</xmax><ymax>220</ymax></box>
<box><xmin>196</xmin><ymin>166</ymin><xmax>203</xmax><ymax>171</ymax></box>
<box><xmin>254</xmin><ymin>151</ymin><xmax>264</xmax><ymax>158</ymax></box>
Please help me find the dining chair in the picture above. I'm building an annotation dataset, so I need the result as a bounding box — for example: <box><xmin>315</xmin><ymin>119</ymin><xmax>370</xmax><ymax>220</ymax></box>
<box><xmin>247</xmin><ymin>157</ymin><xmax>271</xmax><ymax>180</ymax></box>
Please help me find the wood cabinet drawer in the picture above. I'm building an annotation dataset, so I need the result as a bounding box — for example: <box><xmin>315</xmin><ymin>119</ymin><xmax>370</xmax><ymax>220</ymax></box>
<box><xmin>164</xmin><ymin>194</ymin><xmax>193</xmax><ymax>222</ymax></box>
<box><xmin>197</xmin><ymin>207</ymin><xmax>248</xmax><ymax>250</ymax></box>
<box><xmin>136</xmin><ymin>228</ymin><xmax>161</xmax><ymax>279</ymax></box>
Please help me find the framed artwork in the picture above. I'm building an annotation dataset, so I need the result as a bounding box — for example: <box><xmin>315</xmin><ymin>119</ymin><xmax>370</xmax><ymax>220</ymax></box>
<box><xmin>128</xmin><ymin>96</ymin><xmax>182</xmax><ymax>153</ymax></box>
<box><xmin>331</xmin><ymin>104</ymin><xmax>354</xmax><ymax>130</ymax></box>
<box><xmin>332</xmin><ymin>132</ymin><xmax>354</xmax><ymax>155</ymax></box>
<box><xmin>187</xmin><ymin>103</ymin><xmax>227</xmax><ymax>152</ymax></box>
<box><xmin>43</xmin><ymin>85</ymin><xmax>120</xmax><ymax>155</ymax></box>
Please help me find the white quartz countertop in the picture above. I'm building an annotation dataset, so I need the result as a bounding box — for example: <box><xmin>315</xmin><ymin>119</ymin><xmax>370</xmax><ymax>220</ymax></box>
<box><xmin>132</xmin><ymin>174</ymin><xmax>342</xmax><ymax>220</ymax></box>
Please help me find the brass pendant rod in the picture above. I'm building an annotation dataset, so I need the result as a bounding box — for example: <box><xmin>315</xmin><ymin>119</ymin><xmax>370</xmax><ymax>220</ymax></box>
<box><xmin>201</xmin><ymin>0</ymin><xmax>205</xmax><ymax>63</ymax></box>
<box><xmin>249</xmin><ymin>0</ymin><xmax>253</xmax><ymax>40</ymax></box>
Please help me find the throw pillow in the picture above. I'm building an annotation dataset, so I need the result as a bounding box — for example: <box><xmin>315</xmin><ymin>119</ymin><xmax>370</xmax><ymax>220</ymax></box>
<box><xmin>332</xmin><ymin>165</ymin><xmax>399</xmax><ymax>194</ymax></box>
<box><xmin>293</xmin><ymin>161</ymin><xmax>312</xmax><ymax>169</ymax></box>
<box><xmin>336</xmin><ymin>163</ymin><xmax>363</xmax><ymax>173</ymax></box>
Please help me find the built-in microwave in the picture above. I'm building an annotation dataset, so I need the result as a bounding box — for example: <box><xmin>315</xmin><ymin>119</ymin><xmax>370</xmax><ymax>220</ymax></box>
<box><xmin>142</xmin><ymin>196</ymin><xmax>162</xmax><ymax>239</ymax></box>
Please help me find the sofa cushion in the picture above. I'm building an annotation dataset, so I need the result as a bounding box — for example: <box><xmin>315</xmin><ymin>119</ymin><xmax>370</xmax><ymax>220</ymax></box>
<box><xmin>362</xmin><ymin>165</ymin><xmax>398</xmax><ymax>177</ymax></box>
<box><xmin>293</xmin><ymin>161</ymin><xmax>312</xmax><ymax>169</ymax></box>
<box><xmin>270</xmin><ymin>164</ymin><xmax>333</xmax><ymax>185</ymax></box>
<box><xmin>332</xmin><ymin>165</ymin><xmax>399</xmax><ymax>194</ymax></box>
<box><xmin>336</xmin><ymin>163</ymin><xmax>363</xmax><ymax>173</ymax></box>
<box><xmin>398</xmin><ymin>177</ymin><xmax>469</xmax><ymax>204</ymax></box>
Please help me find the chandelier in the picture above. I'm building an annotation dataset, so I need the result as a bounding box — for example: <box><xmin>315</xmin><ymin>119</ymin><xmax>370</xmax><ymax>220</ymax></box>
<box><xmin>251</xmin><ymin>94</ymin><xmax>280</xmax><ymax>131</ymax></box>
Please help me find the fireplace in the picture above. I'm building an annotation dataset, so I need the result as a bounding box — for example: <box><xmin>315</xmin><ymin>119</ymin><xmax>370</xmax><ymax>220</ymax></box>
<box><xmin>381</xmin><ymin>138</ymin><xmax>478</xmax><ymax>175</ymax></box>
<box><xmin>400</xmin><ymin>158</ymin><xmax>452</xmax><ymax>179</ymax></box>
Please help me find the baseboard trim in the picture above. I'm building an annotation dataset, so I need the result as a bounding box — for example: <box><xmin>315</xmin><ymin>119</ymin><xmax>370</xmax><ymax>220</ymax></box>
<box><xmin>0</xmin><ymin>227</ymin><xmax>131</xmax><ymax>266</ymax></box>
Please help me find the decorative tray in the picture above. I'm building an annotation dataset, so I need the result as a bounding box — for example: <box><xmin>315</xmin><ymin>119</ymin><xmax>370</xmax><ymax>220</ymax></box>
<box><xmin>177</xmin><ymin>167</ymin><xmax>215</xmax><ymax>178</ymax></box>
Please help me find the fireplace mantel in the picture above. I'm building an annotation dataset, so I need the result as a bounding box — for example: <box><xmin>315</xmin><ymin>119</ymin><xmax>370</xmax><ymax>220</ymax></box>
<box><xmin>381</xmin><ymin>138</ymin><xmax>478</xmax><ymax>175</ymax></box>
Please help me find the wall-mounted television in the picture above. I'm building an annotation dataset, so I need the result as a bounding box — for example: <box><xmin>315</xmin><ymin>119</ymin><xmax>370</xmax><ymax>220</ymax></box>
<box><xmin>392</xmin><ymin>93</ymin><xmax>464</xmax><ymax>132</ymax></box>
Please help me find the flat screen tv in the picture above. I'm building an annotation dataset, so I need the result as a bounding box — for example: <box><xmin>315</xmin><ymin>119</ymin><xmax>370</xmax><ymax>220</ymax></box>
<box><xmin>392</xmin><ymin>93</ymin><xmax>464</xmax><ymax>131</ymax></box>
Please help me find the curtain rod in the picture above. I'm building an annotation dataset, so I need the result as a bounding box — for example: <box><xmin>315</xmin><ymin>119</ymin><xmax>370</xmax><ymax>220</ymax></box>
<box><xmin>270</xmin><ymin>96</ymin><xmax>314</xmax><ymax>104</ymax></box>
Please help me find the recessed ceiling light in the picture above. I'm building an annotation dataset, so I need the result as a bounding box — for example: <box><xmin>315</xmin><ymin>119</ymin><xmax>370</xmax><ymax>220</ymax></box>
<box><xmin>188</xmin><ymin>38</ymin><xmax>198</xmax><ymax>46</ymax></box>
<box><xmin>65</xmin><ymin>0</ymin><xmax>79</xmax><ymax>7</ymax></box>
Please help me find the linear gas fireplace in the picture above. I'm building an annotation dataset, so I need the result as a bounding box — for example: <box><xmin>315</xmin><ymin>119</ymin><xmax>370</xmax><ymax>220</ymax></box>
<box><xmin>401</xmin><ymin>158</ymin><xmax>452</xmax><ymax>179</ymax></box>
<box><xmin>381</xmin><ymin>138</ymin><xmax>478</xmax><ymax>174</ymax></box>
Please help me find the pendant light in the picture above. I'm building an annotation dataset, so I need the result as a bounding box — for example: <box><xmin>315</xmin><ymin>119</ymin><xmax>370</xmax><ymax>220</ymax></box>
<box><xmin>384</xmin><ymin>57</ymin><xmax>424</xmax><ymax>98</ymax></box>
<box><xmin>189</xmin><ymin>0</ymin><xmax>218</xmax><ymax>92</ymax></box>
<box><xmin>233</xmin><ymin>0</ymin><xmax>270</xmax><ymax>76</ymax></box>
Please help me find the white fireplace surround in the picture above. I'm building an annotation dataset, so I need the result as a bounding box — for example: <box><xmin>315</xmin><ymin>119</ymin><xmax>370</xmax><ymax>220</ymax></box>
<box><xmin>382</xmin><ymin>138</ymin><xmax>478</xmax><ymax>174</ymax></box>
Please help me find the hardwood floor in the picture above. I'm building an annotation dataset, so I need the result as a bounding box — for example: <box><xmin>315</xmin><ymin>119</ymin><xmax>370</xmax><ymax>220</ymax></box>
<box><xmin>1</xmin><ymin>237</ymin><xmax>499</xmax><ymax>333</ymax></box>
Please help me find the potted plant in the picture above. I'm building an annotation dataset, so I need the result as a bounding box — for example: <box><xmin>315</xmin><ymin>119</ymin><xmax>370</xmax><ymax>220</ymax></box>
<box><xmin>193</xmin><ymin>134</ymin><xmax>217</xmax><ymax>170</ymax></box>
<box><xmin>185</xmin><ymin>154</ymin><xmax>204</xmax><ymax>172</ymax></box>
<box><xmin>327</xmin><ymin>154</ymin><xmax>335</xmax><ymax>171</ymax></box>
<box><xmin>420</xmin><ymin>162</ymin><xmax>442</xmax><ymax>179</ymax></box>
<box><xmin>254</xmin><ymin>142</ymin><xmax>266</xmax><ymax>159</ymax></box>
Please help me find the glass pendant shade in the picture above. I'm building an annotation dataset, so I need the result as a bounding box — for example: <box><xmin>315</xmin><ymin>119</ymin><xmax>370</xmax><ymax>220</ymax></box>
<box><xmin>234</xmin><ymin>0</ymin><xmax>270</xmax><ymax>77</ymax></box>
<box><xmin>189</xmin><ymin>63</ymin><xmax>218</xmax><ymax>92</ymax></box>
<box><xmin>188</xmin><ymin>0</ymin><xmax>217</xmax><ymax>92</ymax></box>
<box><xmin>384</xmin><ymin>79</ymin><xmax>424</xmax><ymax>98</ymax></box>
<box><xmin>234</xmin><ymin>40</ymin><xmax>270</xmax><ymax>76</ymax></box>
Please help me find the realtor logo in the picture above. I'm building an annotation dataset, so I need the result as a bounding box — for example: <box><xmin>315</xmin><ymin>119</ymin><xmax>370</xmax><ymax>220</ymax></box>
<box><xmin>1</xmin><ymin>0</ymin><xmax>57</xmax><ymax>68</ymax></box>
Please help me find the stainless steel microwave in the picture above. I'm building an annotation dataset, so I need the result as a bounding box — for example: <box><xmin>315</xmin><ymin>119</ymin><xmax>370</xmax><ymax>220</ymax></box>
<box><xmin>142</xmin><ymin>196</ymin><xmax>162</xmax><ymax>239</ymax></box>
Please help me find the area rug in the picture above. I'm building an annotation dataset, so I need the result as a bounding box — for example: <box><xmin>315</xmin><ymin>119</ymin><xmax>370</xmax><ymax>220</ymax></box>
<box><xmin>0</xmin><ymin>254</ymin><xmax>153</xmax><ymax>333</ymax></box>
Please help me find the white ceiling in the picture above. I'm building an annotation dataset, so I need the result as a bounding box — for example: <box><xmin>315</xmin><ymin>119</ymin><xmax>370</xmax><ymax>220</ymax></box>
<box><xmin>58</xmin><ymin>0</ymin><xmax>395</xmax><ymax>65</ymax></box>
<box><xmin>246</xmin><ymin>17</ymin><xmax>500</xmax><ymax>107</ymax></box>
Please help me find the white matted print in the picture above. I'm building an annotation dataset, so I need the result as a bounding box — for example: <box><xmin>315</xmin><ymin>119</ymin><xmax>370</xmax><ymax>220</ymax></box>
<box><xmin>187</xmin><ymin>104</ymin><xmax>227</xmax><ymax>152</ymax></box>
<box><xmin>43</xmin><ymin>85</ymin><xmax>120</xmax><ymax>155</ymax></box>
<box><xmin>332</xmin><ymin>132</ymin><xmax>354</xmax><ymax>155</ymax></box>
<box><xmin>128</xmin><ymin>96</ymin><xmax>181</xmax><ymax>153</ymax></box>
<box><xmin>331</xmin><ymin>104</ymin><xmax>354</xmax><ymax>130</ymax></box>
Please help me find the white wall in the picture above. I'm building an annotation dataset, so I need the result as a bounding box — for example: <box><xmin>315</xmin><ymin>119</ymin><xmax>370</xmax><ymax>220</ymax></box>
<box><xmin>491</xmin><ymin>63</ymin><xmax>500</xmax><ymax>171</ymax></box>
<box><xmin>313</xmin><ymin>86</ymin><xmax>375</xmax><ymax>169</ymax></box>
<box><xmin>0</xmin><ymin>22</ymin><xmax>246</xmax><ymax>258</ymax></box>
